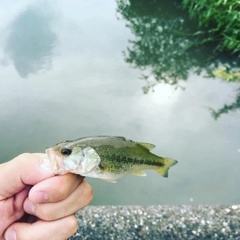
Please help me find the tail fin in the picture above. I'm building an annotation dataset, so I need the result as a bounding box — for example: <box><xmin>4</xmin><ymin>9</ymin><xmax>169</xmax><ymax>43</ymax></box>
<box><xmin>156</xmin><ymin>158</ymin><xmax>178</xmax><ymax>178</ymax></box>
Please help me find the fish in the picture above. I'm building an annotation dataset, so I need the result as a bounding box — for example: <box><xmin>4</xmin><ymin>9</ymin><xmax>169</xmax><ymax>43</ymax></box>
<box><xmin>46</xmin><ymin>136</ymin><xmax>177</xmax><ymax>182</ymax></box>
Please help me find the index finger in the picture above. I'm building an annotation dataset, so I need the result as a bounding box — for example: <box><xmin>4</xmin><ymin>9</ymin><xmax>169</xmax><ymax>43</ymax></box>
<box><xmin>29</xmin><ymin>174</ymin><xmax>84</xmax><ymax>203</ymax></box>
<box><xmin>0</xmin><ymin>153</ymin><xmax>55</xmax><ymax>200</ymax></box>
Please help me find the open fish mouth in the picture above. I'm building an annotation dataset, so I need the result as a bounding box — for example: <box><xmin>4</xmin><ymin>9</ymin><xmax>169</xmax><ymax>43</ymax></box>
<box><xmin>45</xmin><ymin>148</ymin><xmax>66</xmax><ymax>174</ymax></box>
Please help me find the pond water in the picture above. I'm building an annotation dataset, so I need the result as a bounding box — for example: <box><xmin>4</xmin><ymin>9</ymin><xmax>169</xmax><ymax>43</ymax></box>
<box><xmin>1</xmin><ymin>0</ymin><xmax>240</xmax><ymax>205</ymax></box>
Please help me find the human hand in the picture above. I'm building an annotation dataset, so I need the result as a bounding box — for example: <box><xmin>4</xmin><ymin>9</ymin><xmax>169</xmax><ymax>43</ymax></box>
<box><xmin>0</xmin><ymin>153</ymin><xmax>93</xmax><ymax>240</ymax></box>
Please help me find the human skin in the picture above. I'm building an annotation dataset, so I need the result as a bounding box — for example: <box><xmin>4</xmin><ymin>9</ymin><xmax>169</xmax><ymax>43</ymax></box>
<box><xmin>0</xmin><ymin>153</ymin><xmax>93</xmax><ymax>240</ymax></box>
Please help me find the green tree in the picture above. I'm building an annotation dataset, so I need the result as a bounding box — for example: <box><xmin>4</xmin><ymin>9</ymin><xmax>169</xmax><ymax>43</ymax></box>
<box><xmin>182</xmin><ymin>0</ymin><xmax>240</xmax><ymax>52</ymax></box>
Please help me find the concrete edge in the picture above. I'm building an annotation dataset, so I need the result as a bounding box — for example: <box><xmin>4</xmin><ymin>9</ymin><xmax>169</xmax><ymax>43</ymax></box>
<box><xmin>70</xmin><ymin>205</ymin><xmax>240</xmax><ymax>240</ymax></box>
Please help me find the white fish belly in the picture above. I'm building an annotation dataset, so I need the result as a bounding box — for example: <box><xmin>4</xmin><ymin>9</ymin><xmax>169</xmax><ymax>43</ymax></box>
<box><xmin>82</xmin><ymin>169</ymin><xmax>123</xmax><ymax>181</ymax></box>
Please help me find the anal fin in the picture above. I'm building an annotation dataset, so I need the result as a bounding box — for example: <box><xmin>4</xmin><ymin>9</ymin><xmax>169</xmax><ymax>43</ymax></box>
<box><xmin>99</xmin><ymin>178</ymin><xmax>117</xmax><ymax>183</ymax></box>
<box><xmin>131</xmin><ymin>170</ymin><xmax>147</xmax><ymax>177</ymax></box>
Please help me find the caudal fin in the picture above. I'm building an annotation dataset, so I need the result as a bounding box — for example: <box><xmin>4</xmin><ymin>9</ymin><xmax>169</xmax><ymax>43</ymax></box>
<box><xmin>156</xmin><ymin>157</ymin><xmax>178</xmax><ymax>178</ymax></box>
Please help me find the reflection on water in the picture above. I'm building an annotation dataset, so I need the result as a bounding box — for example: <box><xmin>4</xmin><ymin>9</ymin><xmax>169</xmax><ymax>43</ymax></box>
<box><xmin>209</xmin><ymin>89</ymin><xmax>240</xmax><ymax>120</ymax></box>
<box><xmin>117</xmin><ymin>0</ymin><xmax>240</xmax><ymax>88</ymax></box>
<box><xmin>4</xmin><ymin>5</ymin><xmax>56</xmax><ymax>78</ymax></box>
<box><xmin>117</xmin><ymin>0</ymin><xmax>240</xmax><ymax>118</ymax></box>
<box><xmin>0</xmin><ymin>0</ymin><xmax>240</xmax><ymax>205</ymax></box>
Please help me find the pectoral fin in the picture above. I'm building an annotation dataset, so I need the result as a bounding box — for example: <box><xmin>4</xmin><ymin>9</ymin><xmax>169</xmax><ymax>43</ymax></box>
<box><xmin>131</xmin><ymin>170</ymin><xmax>147</xmax><ymax>176</ymax></box>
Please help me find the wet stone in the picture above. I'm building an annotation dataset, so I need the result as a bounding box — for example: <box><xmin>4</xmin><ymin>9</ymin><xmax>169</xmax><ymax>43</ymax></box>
<box><xmin>70</xmin><ymin>205</ymin><xmax>240</xmax><ymax>240</ymax></box>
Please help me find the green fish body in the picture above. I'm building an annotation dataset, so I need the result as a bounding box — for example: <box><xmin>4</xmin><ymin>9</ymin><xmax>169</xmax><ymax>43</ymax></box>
<box><xmin>46</xmin><ymin>136</ymin><xmax>177</xmax><ymax>182</ymax></box>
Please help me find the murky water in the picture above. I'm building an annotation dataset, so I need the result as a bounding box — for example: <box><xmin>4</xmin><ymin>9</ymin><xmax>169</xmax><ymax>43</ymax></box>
<box><xmin>1</xmin><ymin>0</ymin><xmax>240</xmax><ymax>205</ymax></box>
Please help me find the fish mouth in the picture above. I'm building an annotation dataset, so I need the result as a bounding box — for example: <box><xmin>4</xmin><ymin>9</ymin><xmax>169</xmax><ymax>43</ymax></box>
<box><xmin>45</xmin><ymin>148</ymin><xmax>66</xmax><ymax>175</ymax></box>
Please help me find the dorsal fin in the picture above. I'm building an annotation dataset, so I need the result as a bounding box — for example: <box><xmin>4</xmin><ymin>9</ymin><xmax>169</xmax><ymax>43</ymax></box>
<box><xmin>139</xmin><ymin>142</ymin><xmax>155</xmax><ymax>151</ymax></box>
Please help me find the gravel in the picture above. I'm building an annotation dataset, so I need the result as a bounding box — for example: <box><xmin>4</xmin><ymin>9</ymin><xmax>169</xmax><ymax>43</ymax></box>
<box><xmin>70</xmin><ymin>205</ymin><xmax>240</xmax><ymax>240</ymax></box>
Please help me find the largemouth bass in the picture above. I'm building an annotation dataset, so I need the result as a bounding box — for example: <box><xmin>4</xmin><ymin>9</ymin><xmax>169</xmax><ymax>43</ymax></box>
<box><xmin>46</xmin><ymin>136</ymin><xmax>177</xmax><ymax>182</ymax></box>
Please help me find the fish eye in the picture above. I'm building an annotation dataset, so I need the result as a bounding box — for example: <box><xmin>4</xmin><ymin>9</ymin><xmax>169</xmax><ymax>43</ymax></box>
<box><xmin>61</xmin><ymin>148</ymin><xmax>72</xmax><ymax>156</ymax></box>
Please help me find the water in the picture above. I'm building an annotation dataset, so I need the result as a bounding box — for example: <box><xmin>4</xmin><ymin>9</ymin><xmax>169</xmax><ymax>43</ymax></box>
<box><xmin>0</xmin><ymin>0</ymin><xmax>240</xmax><ymax>205</ymax></box>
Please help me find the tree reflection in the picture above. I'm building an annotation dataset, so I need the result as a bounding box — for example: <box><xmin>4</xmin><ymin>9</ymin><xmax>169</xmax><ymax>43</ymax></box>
<box><xmin>117</xmin><ymin>0</ymin><xmax>240</xmax><ymax>118</ymax></box>
<box><xmin>209</xmin><ymin>89</ymin><xmax>240</xmax><ymax>120</ymax></box>
<box><xmin>4</xmin><ymin>6</ymin><xmax>56</xmax><ymax>78</ymax></box>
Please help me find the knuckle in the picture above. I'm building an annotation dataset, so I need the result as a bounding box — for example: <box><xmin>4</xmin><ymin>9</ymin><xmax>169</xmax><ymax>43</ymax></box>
<box><xmin>82</xmin><ymin>181</ymin><xmax>93</xmax><ymax>205</ymax></box>
<box><xmin>64</xmin><ymin>215</ymin><xmax>78</xmax><ymax>236</ymax></box>
<box><xmin>37</xmin><ymin>207</ymin><xmax>54</xmax><ymax>221</ymax></box>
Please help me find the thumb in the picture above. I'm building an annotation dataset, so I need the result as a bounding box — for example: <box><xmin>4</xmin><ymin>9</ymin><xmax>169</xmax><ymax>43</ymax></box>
<box><xmin>0</xmin><ymin>153</ymin><xmax>55</xmax><ymax>200</ymax></box>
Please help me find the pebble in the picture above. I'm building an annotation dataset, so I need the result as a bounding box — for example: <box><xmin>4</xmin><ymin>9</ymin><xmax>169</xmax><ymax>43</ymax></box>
<box><xmin>70</xmin><ymin>205</ymin><xmax>240</xmax><ymax>240</ymax></box>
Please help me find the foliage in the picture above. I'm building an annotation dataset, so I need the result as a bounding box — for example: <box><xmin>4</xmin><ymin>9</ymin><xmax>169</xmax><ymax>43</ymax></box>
<box><xmin>212</xmin><ymin>66</ymin><xmax>240</xmax><ymax>82</ymax></box>
<box><xmin>182</xmin><ymin>0</ymin><xmax>240</xmax><ymax>52</ymax></box>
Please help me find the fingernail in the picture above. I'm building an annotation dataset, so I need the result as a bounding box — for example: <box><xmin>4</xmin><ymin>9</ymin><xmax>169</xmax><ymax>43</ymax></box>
<box><xmin>5</xmin><ymin>228</ymin><xmax>16</xmax><ymax>240</ymax></box>
<box><xmin>33</xmin><ymin>191</ymin><xmax>49</xmax><ymax>202</ymax></box>
<box><xmin>24</xmin><ymin>200</ymin><xmax>35</xmax><ymax>214</ymax></box>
